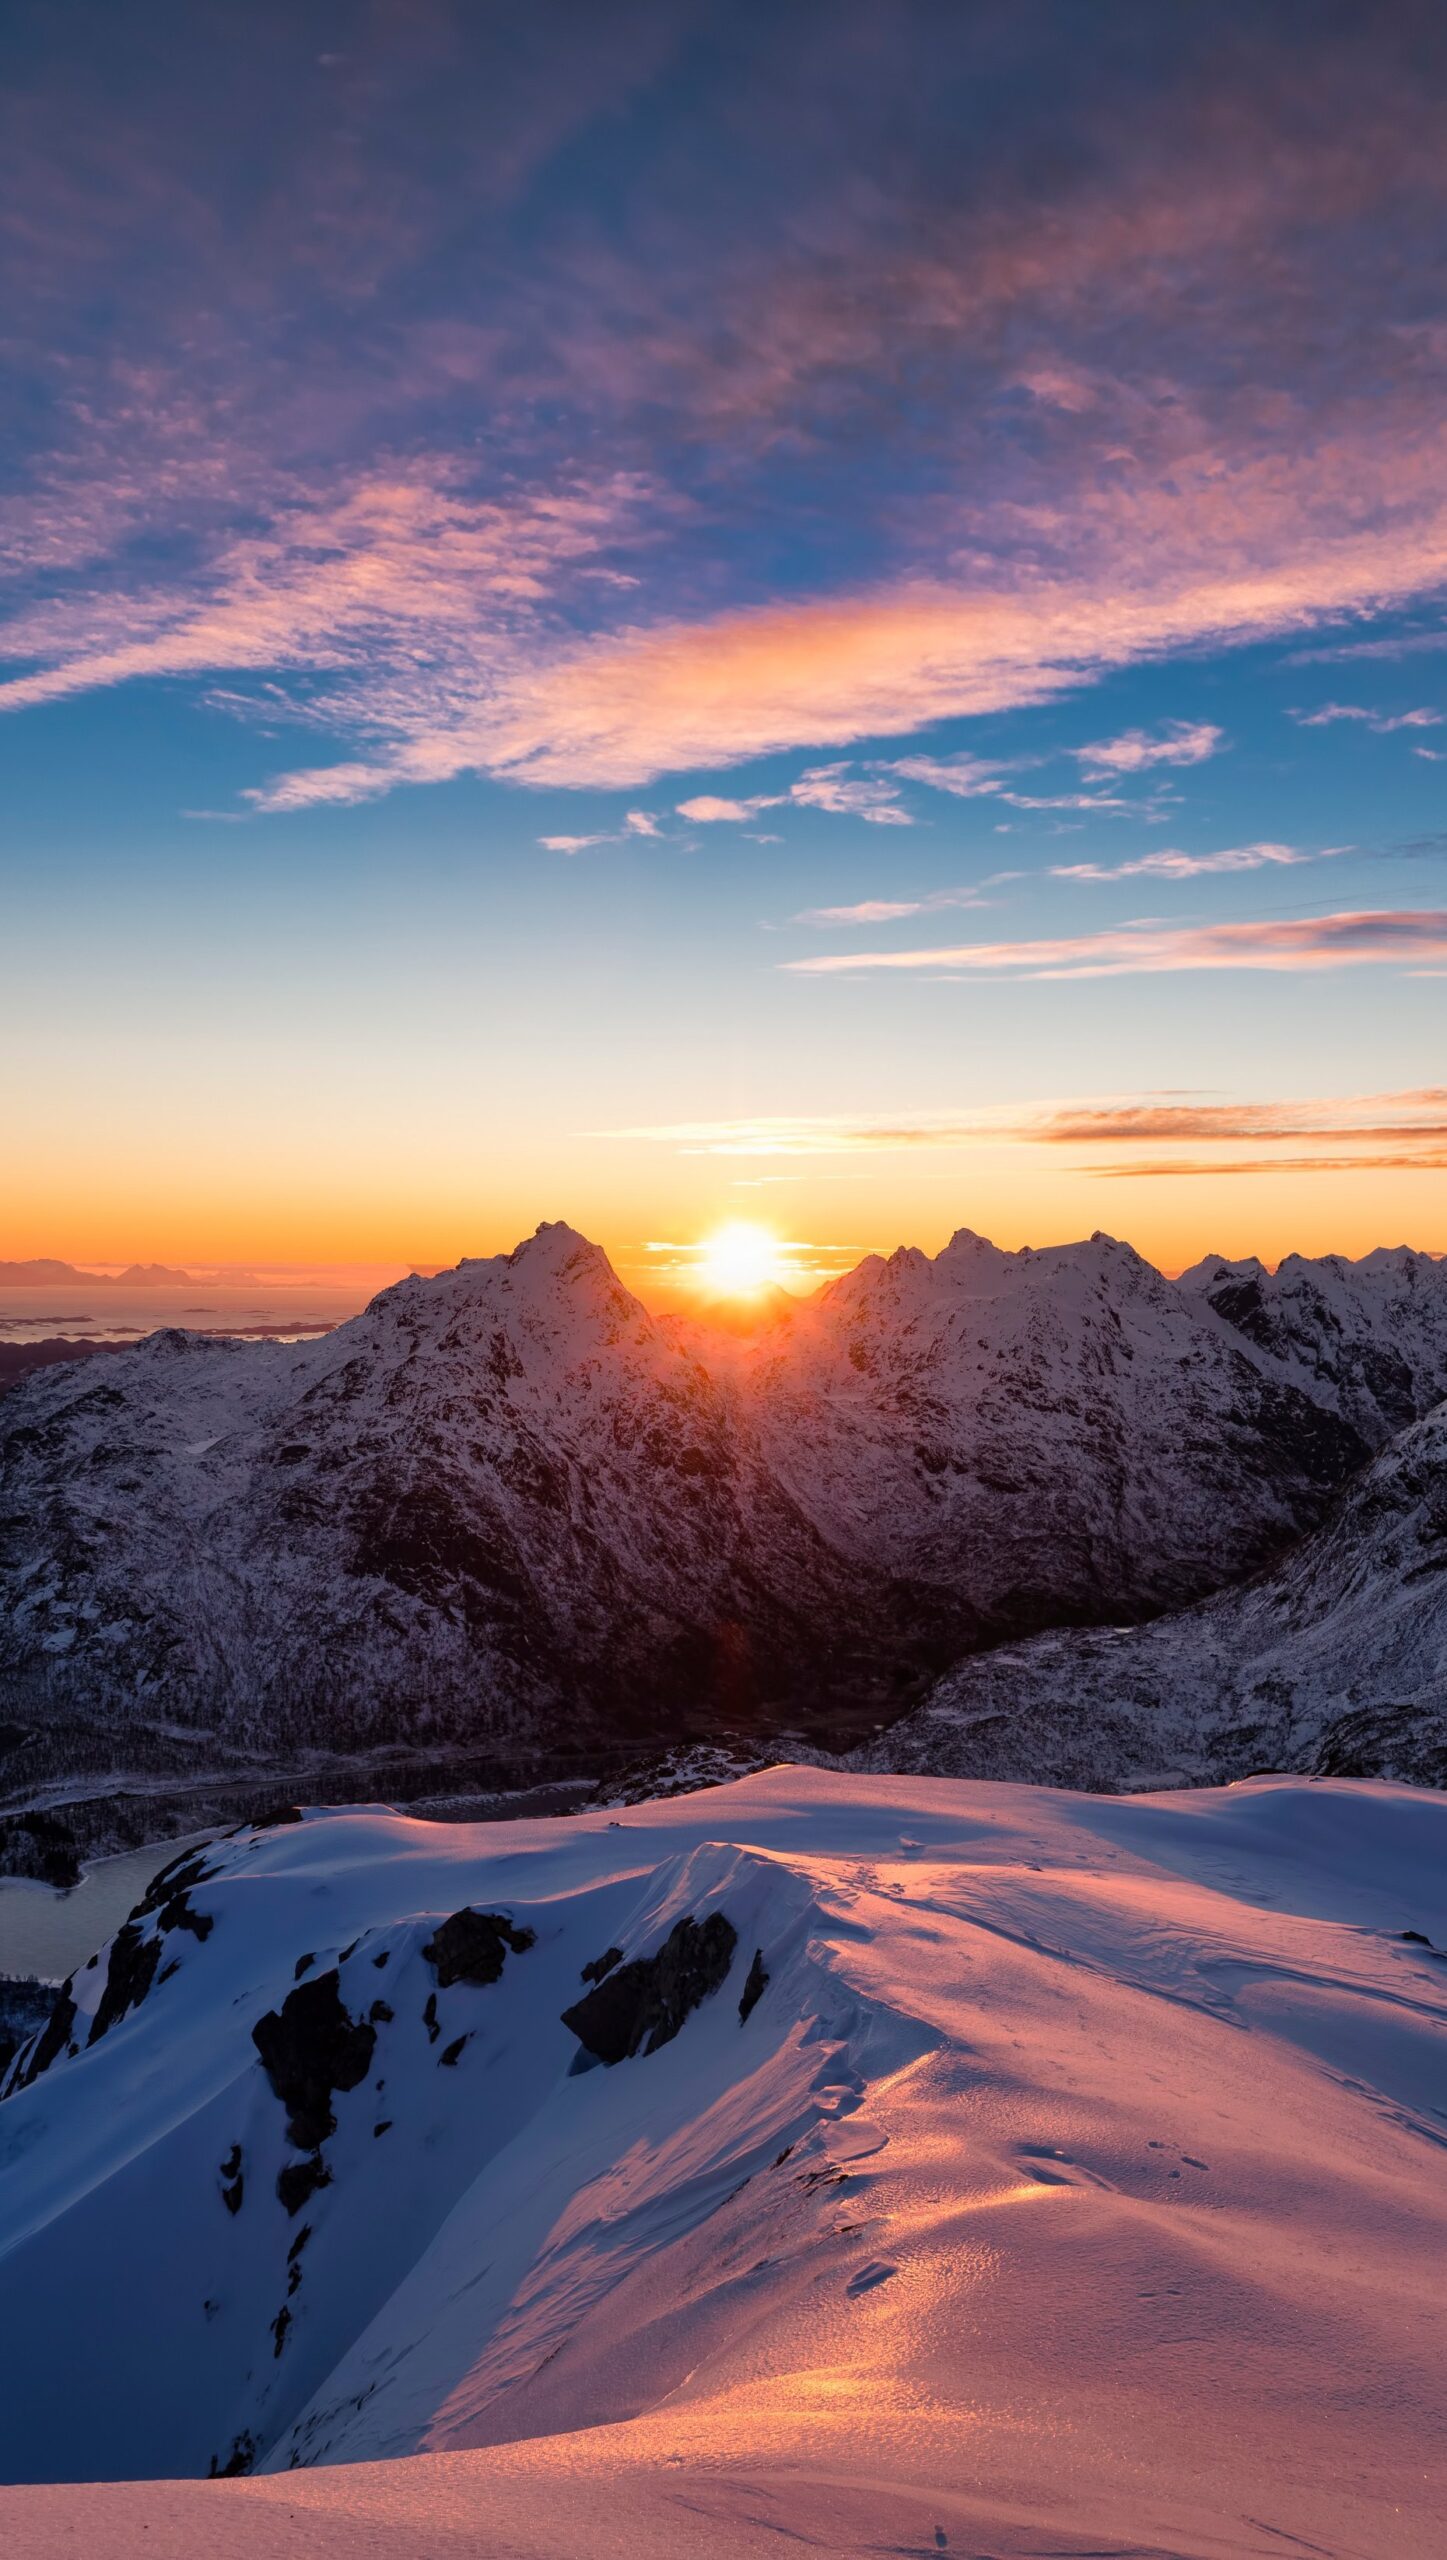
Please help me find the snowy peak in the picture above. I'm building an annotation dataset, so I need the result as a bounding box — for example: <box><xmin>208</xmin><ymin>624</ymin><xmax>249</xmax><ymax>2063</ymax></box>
<box><xmin>1178</xmin><ymin>1240</ymin><xmax>1447</xmax><ymax>1444</ymax></box>
<box><xmin>5</xmin><ymin>1217</ymin><xmax>1447</xmax><ymax>1837</ymax></box>
<box><xmin>367</xmin><ymin>1221</ymin><xmax>635</xmax><ymax>1334</ymax></box>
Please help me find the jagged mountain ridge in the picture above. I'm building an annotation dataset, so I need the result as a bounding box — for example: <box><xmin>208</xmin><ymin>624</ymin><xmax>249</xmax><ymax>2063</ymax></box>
<box><xmin>861</xmin><ymin>1395</ymin><xmax>1447</xmax><ymax>1793</ymax></box>
<box><xmin>2</xmin><ymin>1221</ymin><xmax>1445</xmax><ymax>1836</ymax></box>
<box><xmin>0</xmin><ymin>1225</ymin><xmax>912</xmax><ymax>1773</ymax></box>
<box><xmin>734</xmin><ymin>1226</ymin><xmax>1369</xmax><ymax>1628</ymax></box>
<box><xmin>1180</xmin><ymin>1243</ymin><xmax>1447</xmax><ymax>1445</ymax></box>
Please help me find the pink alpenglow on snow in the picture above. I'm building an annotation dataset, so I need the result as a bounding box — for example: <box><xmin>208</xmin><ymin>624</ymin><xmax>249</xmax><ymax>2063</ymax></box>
<box><xmin>0</xmin><ymin>1769</ymin><xmax>1443</xmax><ymax>2557</ymax></box>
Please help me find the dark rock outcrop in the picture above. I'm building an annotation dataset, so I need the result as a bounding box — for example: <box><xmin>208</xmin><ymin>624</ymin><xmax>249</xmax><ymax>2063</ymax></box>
<box><xmin>276</xmin><ymin>2152</ymin><xmax>331</xmax><ymax>2216</ymax></box>
<box><xmin>738</xmin><ymin>1947</ymin><xmax>769</xmax><ymax>2022</ymax></box>
<box><xmin>88</xmin><ymin>1921</ymin><xmax>163</xmax><ymax>2045</ymax></box>
<box><xmin>251</xmin><ymin>1971</ymin><xmax>376</xmax><ymax>2152</ymax></box>
<box><xmin>422</xmin><ymin>1907</ymin><xmax>535</xmax><ymax>1988</ymax></box>
<box><xmin>219</xmin><ymin>2143</ymin><xmax>244</xmax><ymax>2214</ymax></box>
<box><xmin>4</xmin><ymin>1975</ymin><xmax>77</xmax><ymax>2093</ymax></box>
<box><xmin>561</xmin><ymin>1912</ymin><xmax>738</xmax><ymax>2065</ymax></box>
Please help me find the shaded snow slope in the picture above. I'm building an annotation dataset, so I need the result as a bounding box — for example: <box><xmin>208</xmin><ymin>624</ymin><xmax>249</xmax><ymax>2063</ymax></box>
<box><xmin>9</xmin><ymin>1223</ymin><xmax>1436</xmax><ymax>1842</ymax></box>
<box><xmin>0</xmin><ymin>1769</ymin><xmax>1443</xmax><ymax>2558</ymax></box>
<box><xmin>863</xmin><ymin>1399</ymin><xmax>1447</xmax><ymax>1792</ymax></box>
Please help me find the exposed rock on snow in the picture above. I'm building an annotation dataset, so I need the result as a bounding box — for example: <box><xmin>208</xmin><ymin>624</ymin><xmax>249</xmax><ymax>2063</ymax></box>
<box><xmin>863</xmin><ymin>1396</ymin><xmax>1447</xmax><ymax>1791</ymax></box>
<box><xmin>561</xmin><ymin>1910</ymin><xmax>738</xmax><ymax>2064</ymax></box>
<box><xmin>251</xmin><ymin>1973</ymin><xmax>376</xmax><ymax>2154</ymax></box>
<box><xmin>422</xmin><ymin>1907</ymin><xmax>535</xmax><ymax>1989</ymax></box>
<box><xmin>737</xmin><ymin>1945</ymin><xmax>769</xmax><ymax>2020</ymax></box>
<box><xmin>0</xmin><ymin>1770</ymin><xmax>1442</xmax><ymax>2560</ymax></box>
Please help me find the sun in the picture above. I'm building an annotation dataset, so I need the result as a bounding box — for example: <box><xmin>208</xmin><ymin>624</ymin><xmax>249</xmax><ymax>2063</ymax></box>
<box><xmin>695</xmin><ymin>1221</ymin><xmax>785</xmax><ymax>1298</ymax></box>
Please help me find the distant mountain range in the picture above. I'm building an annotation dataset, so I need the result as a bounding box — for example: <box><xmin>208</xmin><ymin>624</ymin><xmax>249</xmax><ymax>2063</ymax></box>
<box><xmin>0</xmin><ymin>1259</ymin><xmax>195</xmax><ymax>1285</ymax></box>
<box><xmin>2</xmin><ymin>1221</ymin><xmax>1446</xmax><ymax>1861</ymax></box>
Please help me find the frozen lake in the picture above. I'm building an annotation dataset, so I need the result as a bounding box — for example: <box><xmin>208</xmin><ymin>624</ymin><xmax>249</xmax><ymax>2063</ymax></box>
<box><xmin>0</xmin><ymin>1834</ymin><xmax>210</xmax><ymax>1982</ymax></box>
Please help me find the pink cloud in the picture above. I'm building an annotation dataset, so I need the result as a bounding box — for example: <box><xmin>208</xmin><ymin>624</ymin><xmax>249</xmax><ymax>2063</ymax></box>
<box><xmin>1051</xmin><ymin>841</ymin><xmax>1315</xmax><ymax>882</ymax></box>
<box><xmin>1293</xmin><ymin>702</ymin><xmax>1442</xmax><ymax>732</ymax></box>
<box><xmin>794</xmin><ymin>887</ymin><xmax>986</xmax><ymax>926</ymax></box>
<box><xmin>677</xmin><ymin>767</ymin><xmax>912</xmax><ymax>826</ymax></box>
<box><xmin>1074</xmin><ymin>719</ymin><xmax>1223</xmax><ymax>776</ymax></box>
<box><xmin>675</xmin><ymin>794</ymin><xmax>775</xmax><ymax>822</ymax></box>
<box><xmin>603</xmin><ymin>1085</ymin><xmax>1447</xmax><ymax>1158</ymax></box>
<box><xmin>880</xmin><ymin>752</ymin><xmax>1014</xmax><ymax>797</ymax></box>
<box><xmin>783</xmin><ymin>909</ymin><xmax>1447</xmax><ymax>979</ymax></box>
<box><xmin>786</xmin><ymin>763</ymin><xmax>914</xmax><ymax>824</ymax></box>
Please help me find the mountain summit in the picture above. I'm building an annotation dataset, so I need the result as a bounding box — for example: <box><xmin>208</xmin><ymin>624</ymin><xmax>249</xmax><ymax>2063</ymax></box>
<box><xmin>2</xmin><ymin>1225</ymin><xmax>1446</xmax><ymax>1849</ymax></box>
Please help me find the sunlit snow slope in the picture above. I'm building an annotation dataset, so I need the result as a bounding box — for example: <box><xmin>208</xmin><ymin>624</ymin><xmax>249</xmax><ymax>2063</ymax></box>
<box><xmin>1</xmin><ymin>1769</ymin><xmax>1444</xmax><ymax>2559</ymax></box>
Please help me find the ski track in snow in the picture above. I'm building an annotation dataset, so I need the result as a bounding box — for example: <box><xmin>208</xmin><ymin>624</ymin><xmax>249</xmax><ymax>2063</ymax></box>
<box><xmin>0</xmin><ymin>1766</ymin><xmax>1443</xmax><ymax>2558</ymax></box>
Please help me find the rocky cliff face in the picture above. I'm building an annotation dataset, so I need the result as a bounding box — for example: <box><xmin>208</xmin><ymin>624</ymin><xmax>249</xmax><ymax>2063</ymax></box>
<box><xmin>2</xmin><ymin>1221</ymin><xmax>1444</xmax><ymax>1833</ymax></box>
<box><xmin>0</xmin><ymin>1227</ymin><xmax>906</xmax><ymax>1782</ymax></box>
<box><xmin>1178</xmin><ymin>1244</ymin><xmax>1447</xmax><ymax>1446</ymax></box>
<box><xmin>741</xmin><ymin>1227</ymin><xmax>1364</xmax><ymax>1635</ymax></box>
<box><xmin>860</xmin><ymin>1397</ymin><xmax>1447</xmax><ymax>1793</ymax></box>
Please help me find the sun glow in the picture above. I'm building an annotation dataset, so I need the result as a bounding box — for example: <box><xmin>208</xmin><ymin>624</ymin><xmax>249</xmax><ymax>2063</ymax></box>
<box><xmin>695</xmin><ymin>1220</ymin><xmax>786</xmax><ymax>1298</ymax></box>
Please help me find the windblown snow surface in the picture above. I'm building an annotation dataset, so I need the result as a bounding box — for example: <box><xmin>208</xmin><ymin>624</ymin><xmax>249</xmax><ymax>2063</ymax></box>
<box><xmin>0</xmin><ymin>1768</ymin><xmax>1443</xmax><ymax>2558</ymax></box>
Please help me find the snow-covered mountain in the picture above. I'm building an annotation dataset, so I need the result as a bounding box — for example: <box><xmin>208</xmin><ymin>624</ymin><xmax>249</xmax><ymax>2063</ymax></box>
<box><xmin>3</xmin><ymin>1223</ymin><xmax>1445</xmax><ymax>1848</ymax></box>
<box><xmin>862</xmin><ymin>1397</ymin><xmax>1447</xmax><ymax>1793</ymax></box>
<box><xmin>0</xmin><ymin>1225</ymin><xmax>902</xmax><ymax>1818</ymax></box>
<box><xmin>1180</xmin><ymin>1243</ymin><xmax>1447</xmax><ymax>1446</ymax></box>
<box><xmin>742</xmin><ymin>1227</ymin><xmax>1366</xmax><ymax>1632</ymax></box>
<box><xmin>0</xmin><ymin>1769</ymin><xmax>1443</xmax><ymax>2558</ymax></box>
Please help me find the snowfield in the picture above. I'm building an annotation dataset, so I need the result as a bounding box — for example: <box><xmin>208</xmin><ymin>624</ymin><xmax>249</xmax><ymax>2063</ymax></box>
<box><xmin>1</xmin><ymin>1767</ymin><xmax>1443</xmax><ymax>2557</ymax></box>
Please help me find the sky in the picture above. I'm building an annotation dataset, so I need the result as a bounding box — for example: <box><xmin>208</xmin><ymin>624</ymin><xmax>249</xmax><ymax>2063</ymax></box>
<box><xmin>4</xmin><ymin>0</ymin><xmax>1447</xmax><ymax>1295</ymax></box>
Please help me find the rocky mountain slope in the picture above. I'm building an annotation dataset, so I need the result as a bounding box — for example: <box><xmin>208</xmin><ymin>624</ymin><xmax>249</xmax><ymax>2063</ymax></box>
<box><xmin>739</xmin><ymin>1227</ymin><xmax>1367</xmax><ymax>1632</ymax></box>
<box><xmin>0</xmin><ymin>1770</ymin><xmax>1442</xmax><ymax>2559</ymax></box>
<box><xmin>1180</xmin><ymin>1243</ymin><xmax>1447</xmax><ymax>1445</ymax></box>
<box><xmin>2</xmin><ymin>1222</ymin><xmax>1445</xmax><ymax>1846</ymax></box>
<box><xmin>862</xmin><ymin>1396</ymin><xmax>1447</xmax><ymax>1793</ymax></box>
<box><xmin>0</xmin><ymin>1228</ymin><xmax>910</xmax><ymax>1826</ymax></box>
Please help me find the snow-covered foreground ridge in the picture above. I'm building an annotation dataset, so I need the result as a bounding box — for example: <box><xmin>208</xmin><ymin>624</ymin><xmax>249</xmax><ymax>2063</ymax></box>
<box><xmin>1</xmin><ymin>1770</ymin><xmax>1443</xmax><ymax>2559</ymax></box>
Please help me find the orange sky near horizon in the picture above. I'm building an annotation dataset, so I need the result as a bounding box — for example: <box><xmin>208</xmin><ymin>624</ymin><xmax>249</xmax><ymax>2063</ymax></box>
<box><xmin>4</xmin><ymin>1144</ymin><xmax>1443</xmax><ymax>1296</ymax></box>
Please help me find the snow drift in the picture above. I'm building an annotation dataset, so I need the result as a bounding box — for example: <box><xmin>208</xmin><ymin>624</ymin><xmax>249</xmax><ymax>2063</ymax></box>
<box><xmin>0</xmin><ymin>1767</ymin><xmax>1443</xmax><ymax>2558</ymax></box>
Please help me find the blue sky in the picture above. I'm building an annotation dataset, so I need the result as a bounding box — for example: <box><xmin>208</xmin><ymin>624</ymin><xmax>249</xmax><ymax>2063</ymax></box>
<box><xmin>3</xmin><ymin>1</ymin><xmax>1446</xmax><ymax>1278</ymax></box>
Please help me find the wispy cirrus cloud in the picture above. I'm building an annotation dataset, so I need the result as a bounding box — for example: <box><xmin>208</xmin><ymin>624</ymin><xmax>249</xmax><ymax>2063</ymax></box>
<box><xmin>1101</xmin><ymin>1151</ymin><xmax>1447</xmax><ymax>1176</ymax></box>
<box><xmin>1291</xmin><ymin>702</ymin><xmax>1441</xmax><ymax>732</ymax></box>
<box><xmin>783</xmin><ymin>909</ymin><xmax>1447</xmax><ymax>979</ymax></box>
<box><xmin>794</xmin><ymin>888</ymin><xmax>988</xmax><ymax>926</ymax></box>
<box><xmin>1073</xmin><ymin>719</ymin><xmax>1223</xmax><ymax>776</ymax></box>
<box><xmin>788</xmin><ymin>764</ymin><xmax>915</xmax><ymax>824</ymax></box>
<box><xmin>880</xmin><ymin>752</ymin><xmax>1016</xmax><ymax>798</ymax></box>
<box><xmin>675</xmin><ymin>764</ymin><xmax>914</xmax><ymax>827</ymax></box>
<box><xmin>1050</xmin><ymin>840</ymin><xmax>1317</xmax><ymax>882</ymax></box>
<box><xmin>8</xmin><ymin>440</ymin><xmax>1447</xmax><ymax>812</ymax></box>
<box><xmin>9</xmin><ymin>8</ymin><xmax>1447</xmax><ymax>820</ymax></box>
<box><xmin>538</xmin><ymin>806</ymin><xmax>668</xmax><ymax>854</ymax></box>
<box><xmin>603</xmin><ymin>1087</ymin><xmax>1447</xmax><ymax>1175</ymax></box>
